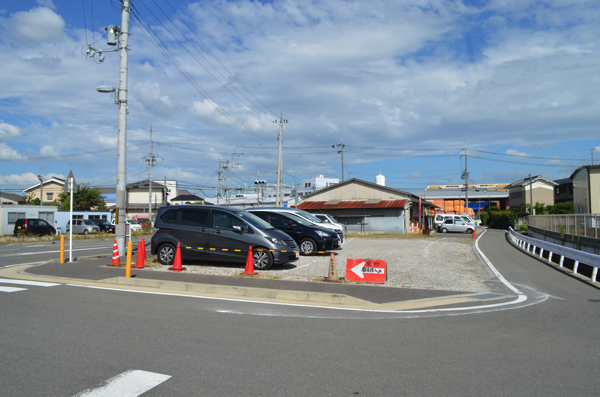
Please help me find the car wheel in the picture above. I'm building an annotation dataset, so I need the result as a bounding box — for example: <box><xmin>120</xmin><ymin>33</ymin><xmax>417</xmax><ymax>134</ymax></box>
<box><xmin>83</xmin><ymin>230</ymin><xmax>89</xmax><ymax>235</ymax></box>
<box><xmin>466</xmin><ymin>228</ymin><xmax>473</xmax><ymax>234</ymax></box>
<box><xmin>158</xmin><ymin>243</ymin><xmax>176</xmax><ymax>266</ymax></box>
<box><xmin>253</xmin><ymin>249</ymin><xmax>273</xmax><ymax>270</ymax></box>
<box><xmin>299</xmin><ymin>238</ymin><xmax>317</xmax><ymax>254</ymax></box>
<box><xmin>441</xmin><ymin>228</ymin><xmax>448</xmax><ymax>233</ymax></box>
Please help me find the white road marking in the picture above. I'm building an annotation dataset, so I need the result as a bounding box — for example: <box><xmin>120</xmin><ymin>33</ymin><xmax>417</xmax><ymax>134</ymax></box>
<box><xmin>1</xmin><ymin>262</ymin><xmax>44</xmax><ymax>268</ymax></box>
<box><xmin>0</xmin><ymin>278</ymin><xmax>61</xmax><ymax>287</ymax></box>
<box><xmin>0</xmin><ymin>286</ymin><xmax>28</xmax><ymax>292</ymax></box>
<box><xmin>74</xmin><ymin>370</ymin><xmax>171</xmax><ymax>397</ymax></box>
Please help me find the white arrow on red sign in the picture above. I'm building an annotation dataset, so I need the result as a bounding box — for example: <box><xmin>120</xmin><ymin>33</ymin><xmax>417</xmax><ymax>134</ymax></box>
<box><xmin>350</xmin><ymin>262</ymin><xmax>385</xmax><ymax>278</ymax></box>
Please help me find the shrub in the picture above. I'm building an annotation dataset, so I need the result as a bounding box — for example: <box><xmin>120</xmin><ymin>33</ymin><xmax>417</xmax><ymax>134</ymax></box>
<box><xmin>480</xmin><ymin>212</ymin><xmax>489</xmax><ymax>226</ymax></box>
<box><xmin>518</xmin><ymin>225</ymin><xmax>528</xmax><ymax>232</ymax></box>
<box><xmin>488</xmin><ymin>209</ymin><xmax>517</xmax><ymax>230</ymax></box>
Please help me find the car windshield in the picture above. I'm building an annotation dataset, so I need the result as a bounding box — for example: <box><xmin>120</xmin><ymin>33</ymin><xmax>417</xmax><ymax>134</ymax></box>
<box><xmin>127</xmin><ymin>219</ymin><xmax>139</xmax><ymax>224</ymax></box>
<box><xmin>285</xmin><ymin>213</ymin><xmax>314</xmax><ymax>226</ymax></box>
<box><xmin>293</xmin><ymin>210</ymin><xmax>323</xmax><ymax>224</ymax></box>
<box><xmin>235</xmin><ymin>211</ymin><xmax>274</xmax><ymax>230</ymax></box>
<box><xmin>82</xmin><ymin>219</ymin><xmax>95</xmax><ymax>225</ymax></box>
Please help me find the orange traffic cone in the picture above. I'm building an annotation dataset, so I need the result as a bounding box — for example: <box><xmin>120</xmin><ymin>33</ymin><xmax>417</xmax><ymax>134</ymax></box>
<box><xmin>244</xmin><ymin>246</ymin><xmax>255</xmax><ymax>275</ymax></box>
<box><xmin>108</xmin><ymin>239</ymin><xmax>121</xmax><ymax>266</ymax></box>
<box><xmin>134</xmin><ymin>240</ymin><xmax>145</xmax><ymax>269</ymax></box>
<box><xmin>472</xmin><ymin>228</ymin><xmax>476</xmax><ymax>239</ymax></box>
<box><xmin>168</xmin><ymin>242</ymin><xmax>186</xmax><ymax>271</ymax></box>
<box><xmin>141</xmin><ymin>238</ymin><xmax>147</xmax><ymax>262</ymax></box>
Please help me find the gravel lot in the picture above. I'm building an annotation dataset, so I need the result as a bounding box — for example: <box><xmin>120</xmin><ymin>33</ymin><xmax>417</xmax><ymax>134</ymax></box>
<box><xmin>147</xmin><ymin>235</ymin><xmax>493</xmax><ymax>293</ymax></box>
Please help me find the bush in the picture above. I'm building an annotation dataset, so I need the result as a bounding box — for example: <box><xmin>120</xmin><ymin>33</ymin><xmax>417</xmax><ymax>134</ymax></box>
<box><xmin>480</xmin><ymin>212</ymin><xmax>489</xmax><ymax>226</ymax></box>
<box><xmin>488</xmin><ymin>209</ymin><xmax>517</xmax><ymax>230</ymax></box>
<box><xmin>519</xmin><ymin>225</ymin><xmax>528</xmax><ymax>232</ymax></box>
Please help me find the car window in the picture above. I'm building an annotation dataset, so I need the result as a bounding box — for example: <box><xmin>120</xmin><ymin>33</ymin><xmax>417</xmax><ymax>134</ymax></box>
<box><xmin>456</xmin><ymin>220</ymin><xmax>464</xmax><ymax>225</ymax></box>
<box><xmin>270</xmin><ymin>213</ymin><xmax>293</xmax><ymax>228</ymax></box>
<box><xmin>235</xmin><ymin>211</ymin><xmax>271</xmax><ymax>230</ymax></box>
<box><xmin>83</xmin><ymin>219</ymin><xmax>95</xmax><ymax>225</ymax></box>
<box><xmin>160</xmin><ymin>209</ymin><xmax>177</xmax><ymax>224</ymax></box>
<box><xmin>212</xmin><ymin>211</ymin><xmax>249</xmax><ymax>233</ymax></box>
<box><xmin>30</xmin><ymin>219</ymin><xmax>39</xmax><ymax>226</ymax></box>
<box><xmin>444</xmin><ymin>219</ymin><xmax>453</xmax><ymax>224</ymax></box>
<box><xmin>39</xmin><ymin>220</ymin><xmax>48</xmax><ymax>227</ymax></box>
<box><xmin>294</xmin><ymin>210</ymin><xmax>322</xmax><ymax>223</ymax></box>
<box><xmin>181</xmin><ymin>209</ymin><xmax>209</xmax><ymax>227</ymax></box>
<box><xmin>286</xmin><ymin>213</ymin><xmax>313</xmax><ymax>226</ymax></box>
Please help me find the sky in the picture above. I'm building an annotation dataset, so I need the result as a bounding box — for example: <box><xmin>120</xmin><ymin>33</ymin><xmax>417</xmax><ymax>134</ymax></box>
<box><xmin>0</xmin><ymin>0</ymin><xmax>598</xmax><ymax>198</ymax></box>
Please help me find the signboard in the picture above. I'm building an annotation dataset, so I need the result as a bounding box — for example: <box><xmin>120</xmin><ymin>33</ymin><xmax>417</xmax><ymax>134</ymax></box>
<box><xmin>63</xmin><ymin>170</ymin><xmax>78</xmax><ymax>193</ymax></box>
<box><xmin>345</xmin><ymin>258</ymin><xmax>387</xmax><ymax>283</ymax></box>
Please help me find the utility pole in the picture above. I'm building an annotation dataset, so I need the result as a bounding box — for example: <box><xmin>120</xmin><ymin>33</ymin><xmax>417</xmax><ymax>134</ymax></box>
<box><xmin>217</xmin><ymin>159</ymin><xmax>230</xmax><ymax>206</ymax></box>
<box><xmin>273</xmin><ymin>114</ymin><xmax>288</xmax><ymax>207</ymax></box>
<box><xmin>294</xmin><ymin>173</ymin><xmax>298</xmax><ymax>206</ymax></box>
<box><xmin>460</xmin><ymin>143</ymin><xmax>469</xmax><ymax>215</ymax></box>
<box><xmin>37</xmin><ymin>175</ymin><xmax>44</xmax><ymax>206</ymax></box>
<box><xmin>529</xmin><ymin>173</ymin><xmax>534</xmax><ymax>215</ymax></box>
<box><xmin>332</xmin><ymin>139</ymin><xmax>346</xmax><ymax>181</ymax></box>
<box><xmin>145</xmin><ymin>125</ymin><xmax>157</xmax><ymax>222</ymax></box>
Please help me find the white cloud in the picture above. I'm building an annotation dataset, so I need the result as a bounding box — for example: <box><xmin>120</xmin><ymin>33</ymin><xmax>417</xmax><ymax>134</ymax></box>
<box><xmin>0</xmin><ymin>123</ymin><xmax>21</xmax><ymax>142</ymax></box>
<box><xmin>134</xmin><ymin>82</ymin><xmax>176</xmax><ymax>119</ymax></box>
<box><xmin>36</xmin><ymin>0</ymin><xmax>56</xmax><ymax>10</ymax></box>
<box><xmin>505</xmin><ymin>149</ymin><xmax>529</xmax><ymax>157</ymax></box>
<box><xmin>3</xmin><ymin>7</ymin><xmax>65</xmax><ymax>42</ymax></box>
<box><xmin>0</xmin><ymin>143</ymin><xmax>27</xmax><ymax>161</ymax></box>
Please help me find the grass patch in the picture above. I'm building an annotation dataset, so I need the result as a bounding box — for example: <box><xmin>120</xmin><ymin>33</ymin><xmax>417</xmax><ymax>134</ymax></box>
<box><xmin>347</xmin><ymin>232</ymin><xmax>432</xmax><ymax>240</ymax></box>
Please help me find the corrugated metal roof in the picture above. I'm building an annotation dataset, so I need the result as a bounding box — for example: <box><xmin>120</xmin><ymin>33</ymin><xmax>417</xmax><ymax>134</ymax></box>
<box><xmin>298</xmin><ymin>199</ymin><xmax>409</xmax><ymax>210</ymax></box>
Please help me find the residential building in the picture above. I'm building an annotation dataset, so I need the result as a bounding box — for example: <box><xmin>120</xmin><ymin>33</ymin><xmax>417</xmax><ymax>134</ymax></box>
<box><xmin>570</xmin><ymin>165</ymin><xmax>600</xmax><ymax>214</ymax></box>
<box><xmin>22</xmin><ymin>176</ymin><xmax>66</xmax><ymax>204</ymax></box>
<box><xmin>506</xmin><ymin>175</ymin><xmax>557</xmax><ymax>211</ymax></box>
<box><xmin>553</xmin><ymin>178</ymin><xmax>573</xmax><ymax>204</ymax></box>
<box><xmin>0</xmin><ymin>192</ymin><xmax>26</xmax><ymax>205</ymax></box>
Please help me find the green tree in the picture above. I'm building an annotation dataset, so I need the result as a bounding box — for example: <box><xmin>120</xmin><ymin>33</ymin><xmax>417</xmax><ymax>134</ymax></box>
<box><xmin>547</xmin><ymin>202</ymin><xmax>574</xmax><ymax>214</ymax></box>
<box><xmin>533</xmin><ymin>202</ymin><xmax>547</xmax><ymax>215</ymax></box>
<box><xmin>488</xmin><ymin>209</ymin><xmax>518</xmax><ymax>230</ymax></box>
<box><xmin>58</xmin><ymin>183</ymin><xmax>107</xmax><ymax>211</ymax></box>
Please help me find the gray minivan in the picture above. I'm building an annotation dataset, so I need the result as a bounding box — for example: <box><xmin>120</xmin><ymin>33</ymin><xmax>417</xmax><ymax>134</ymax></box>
<box><xmin>66</xmin><ymin>219</ymin><xmax>100</xmax><ymax>235</ymax></box>
<box><xmin>150</xmin><ymin>205</ymin><xmax>299</xmax><ymax>270</ymax></box>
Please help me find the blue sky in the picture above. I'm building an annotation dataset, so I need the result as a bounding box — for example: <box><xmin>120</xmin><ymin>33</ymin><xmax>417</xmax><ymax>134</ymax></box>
<box><xmin>0</xmin><ymin>0</ymin><xmax>598</xmax><ymax>197</ymax></box>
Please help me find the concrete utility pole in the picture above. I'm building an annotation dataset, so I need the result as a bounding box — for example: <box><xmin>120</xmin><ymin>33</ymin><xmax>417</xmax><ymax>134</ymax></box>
<box><xmin>145</xmin><ymin>125</ymin><xmax>157</xmax><ymax>222</ymax></box>
<box><xmin>333</xmin><ymin>139</ymin><xmax>346</xmax><ymax>181</ymax></box>
<box><xmin>217</xmin><ymin>159</ymin><xmax>230</xmax><ymax>206</ymax></box>
<box><xmin>529</xmin><ymin>173</ymin><xmax>535</xmax><ymax>215</ymax></box>
<box><xmin>274</xmin><ymin>114</ymin><xmax>288</xmax><ymax>207</ymax></box>
<box><xmin>460</xmin><ymin>143</ymin><xmax>469</xmax><ymax>215</ymax></box>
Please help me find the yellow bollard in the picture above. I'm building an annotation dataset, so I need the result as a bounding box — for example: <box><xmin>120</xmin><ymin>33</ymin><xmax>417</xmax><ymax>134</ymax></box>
<box><xmin>125</xmin><ymin>241</ymin><xmax>133</xmax><ymax>278</ymax></box>
<box><xmin>60</xmin><ymin>235</ymin><xmax>65</xmax><ymax>264</ymax></box>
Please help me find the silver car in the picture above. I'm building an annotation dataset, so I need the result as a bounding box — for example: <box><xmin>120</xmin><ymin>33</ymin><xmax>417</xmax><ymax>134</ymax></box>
<box><xmin>439</xmin><ymin>218</ymin><xmax>474</xmax><ymax>234</ymax></box>
<box><xmin>66</xmin><ymin>219</ymin><xmax>100</xmax><ymax>235</ymax></box>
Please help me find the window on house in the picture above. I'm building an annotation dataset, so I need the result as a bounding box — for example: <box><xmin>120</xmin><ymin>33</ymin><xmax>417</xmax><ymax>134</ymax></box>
<box><xmin>46</xmin><ymin>192</ymin><xmax>53</xmax><ymax>200</ymax></box>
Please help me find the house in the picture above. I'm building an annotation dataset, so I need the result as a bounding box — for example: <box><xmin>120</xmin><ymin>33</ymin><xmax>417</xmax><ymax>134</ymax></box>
<box><xmin>22</xmin><ymin>176</ymin><xmax>66</xmax><ymax>204</ymax></box>
<box><xmin>0</xmin><ymin>192</ymin><xmax>26</xmax><ymax>205</ymax></box>
<box><xmin>296</xmin><ymin>178</ymin><xmax>437</xmax><ymax>233</ymax></box>
<box><xmin>570</xmin><ymin>165</ymin><xmax>600</xmax><ymax>214</ymax></box>
<box><xmin>553</xmin><ymin>178</ymin><xmax>573</xmax><ymax>204</ymax></box>
<box><xmin>506</xmin><ymin>175</ymin><xmax>557</xmax><ymax>212</ymax></box>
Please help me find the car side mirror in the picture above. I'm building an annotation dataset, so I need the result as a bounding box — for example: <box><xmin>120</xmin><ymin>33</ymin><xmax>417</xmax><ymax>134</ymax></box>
<box><xmin>233</xmin><ymin>225</ymin><xmax>243</xmax><ymax>234</ymax></box>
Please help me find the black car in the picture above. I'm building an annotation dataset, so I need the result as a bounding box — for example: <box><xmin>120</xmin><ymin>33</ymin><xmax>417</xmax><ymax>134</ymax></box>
<box><xmin>247</xmin><ymin>210</ymin><xmax>341</xmax><ymax>254</ymax></box>
<box><xmin>90</xmin><ymin>219</ymin><xmax>115</xmax><ymax>233</ymax></box>
<box><xmin>13</xmin><ymin>219</ymin><xmax>56</xmax><ymax>236</ymax></box>
<box><xmin>150</xmin><ymin>205</ymin><xmax>299</xmax><ymax>270</ymax></box>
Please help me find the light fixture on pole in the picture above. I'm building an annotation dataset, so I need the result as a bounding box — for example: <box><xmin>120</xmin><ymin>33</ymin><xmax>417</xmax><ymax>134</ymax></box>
<box><xmin>37</xmin><ymin>175</ymin><xmax>44</xmax><ymax>206</ymax></box>
<box><xmin>87</xmin><ymin>1</ymin><xmax>131</xmax><ymax>256</ymax></box>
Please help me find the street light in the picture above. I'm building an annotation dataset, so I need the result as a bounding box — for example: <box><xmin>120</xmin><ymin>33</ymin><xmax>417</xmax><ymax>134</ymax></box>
<box><xmin>37</xmin><ymin>175</ymin><xmax>44</xmax><ymax>206</ymax></box>
<box><xmin>97</xmin><ymin>86</ymin><xmax>118</xmax><ymax>105</ymax></box>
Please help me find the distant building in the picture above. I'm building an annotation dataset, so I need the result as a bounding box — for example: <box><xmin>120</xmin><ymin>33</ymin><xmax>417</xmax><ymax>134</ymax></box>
<box><xmin>553</xmin><ymin>178</ymin><xmax>573</xmax><ymax>204</ymax></box>
<box><xmin>506</xmin><ymin>175</ymin><xmax>557</xmax><ymax>210</ymax></box>
<box><xmin>570</xmin><ymin>165</ymin><xmax>600</xmax><ymax>214</ymax></box>
<box><xmin>0</xmin><ymin>192</ymin><xmax>26</xmax><ymax>205</ymax></box>
<box><xmin>22</xmin><ymin>176</ymin><xmax>66</xmax><ymax>204</ymax></box>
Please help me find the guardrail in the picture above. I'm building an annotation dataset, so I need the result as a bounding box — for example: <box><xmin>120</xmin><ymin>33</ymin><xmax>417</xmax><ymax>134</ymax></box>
<box><xmin>508</xmin><ymin>227</ymin><xmax>599</xmax><ymax>283</ymax></box>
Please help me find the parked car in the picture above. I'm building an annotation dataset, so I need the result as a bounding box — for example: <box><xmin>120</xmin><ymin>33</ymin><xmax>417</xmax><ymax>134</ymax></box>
<box><xmin>13</xmin><ymin>218</ymin><xmax>56</xmax><ymax>237</ymax></box>
<box><xmin>111</xmin><ymin>218</ymin><xmax>143</xmax><ymax>232</ymax></box>
<box><xmin>150</xmin><ymin>205</ymin><xmax>299</xmax><ymax>270</ymax></box>
<box><xmin>247</xmin><ymin>209</ymin><xmax>341</xmax><ymax>254</ymax></box>
<box><xmin>249</xmin><ymin>207</ymin><xmax>345</xmax><ymax>245</ymax></box>
<box><xmin>439</xmin><ymin>218</ymin><xmax>474</xmax><ymax>234</ymax></box>
<box><xmin>434</xmin><ymin>214</ymin><xmax>476</xmax><ymax>231</ymax></box>
<box><xmin>66</xmin><ymin>219</ymin><xmax>100</xmax><ymax>235</ymax></box>
<box><xmin>90</xmin><ymin>219</ymin><xmax>115</xmax><ymax>233</ymax></box>
<box><xmin>312</xmin><ymin>213</ymin><xmax>347</xmax><ymax>234</ymax></box>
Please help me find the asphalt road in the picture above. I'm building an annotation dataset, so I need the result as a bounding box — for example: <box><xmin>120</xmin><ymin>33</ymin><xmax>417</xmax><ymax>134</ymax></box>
<box><xmin>1</xmin><ymin>229</ymin><xmax>599</xmax><ymax>396</ymax></box>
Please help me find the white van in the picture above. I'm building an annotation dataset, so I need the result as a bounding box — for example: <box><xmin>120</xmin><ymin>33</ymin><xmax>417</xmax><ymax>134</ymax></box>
<box><xmin>434</xmin><ymin>214</ymin><xmax>475</xmax><ymax>231</ymax></box>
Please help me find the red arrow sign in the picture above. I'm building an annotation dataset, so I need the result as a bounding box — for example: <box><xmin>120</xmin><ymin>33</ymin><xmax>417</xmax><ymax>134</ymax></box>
<box><xmin>345</xmin><ymin>258</ymin><xmax>387</xmax><ymax>283</ymax></box>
